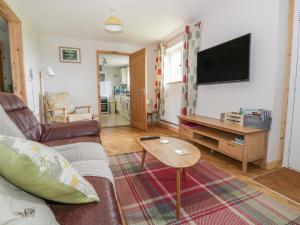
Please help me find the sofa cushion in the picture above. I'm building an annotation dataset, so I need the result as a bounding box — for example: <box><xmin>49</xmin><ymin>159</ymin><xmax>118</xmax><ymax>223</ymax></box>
<box><xmin>0</xmin><ymin>105</ymin><xmax>25</xmax><ymax>138</ymax></box>
<box><xmin>48</xmin><ymin>176</ymin><xmax>122</xmax><ymax>225</ymax></box>
<box><xmin>0</xmin><ymin>135</ymin><xmax>99</xmax><ymax>204</ymax></box>
<box><xmin>71</xmin><ymin>160</ymin><xmax>114</xmax><ymax>185</ymax></box>
<box><xmin>0</xmin><ymin>176</ymin><xmax>59</xmax><ymax>225</ymax></box>
<box><xmin>53</xmin><ymin>142</ymin><xmax>108</xmax><ymax>163</ymax></box>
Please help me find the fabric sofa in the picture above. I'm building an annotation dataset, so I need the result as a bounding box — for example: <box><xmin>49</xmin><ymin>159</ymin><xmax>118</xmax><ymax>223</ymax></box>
<box><xmin>0</xmin><ymin>92</ymin><xmax>122</xmax><ymax>225</ymax></box>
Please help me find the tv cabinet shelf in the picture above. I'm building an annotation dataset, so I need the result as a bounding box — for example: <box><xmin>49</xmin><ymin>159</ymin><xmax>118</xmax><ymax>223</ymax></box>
<box><xmin>179</xmin><ymin>115</ymin><xmax>268</xmax><ymax>174</ymax></box>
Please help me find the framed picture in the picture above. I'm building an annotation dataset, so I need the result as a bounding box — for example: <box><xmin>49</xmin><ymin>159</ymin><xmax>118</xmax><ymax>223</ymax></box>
<box><xmin>59</xmin><ymin>47</ymin><xmax>81</xmax><ymax>63</ymax></box>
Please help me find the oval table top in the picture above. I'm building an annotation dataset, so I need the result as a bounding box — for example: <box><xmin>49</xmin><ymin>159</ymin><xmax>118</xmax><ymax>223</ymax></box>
<box><xmin>137</xmin><ymin>136</ymin><xmax>201</xmax><ymax>169</ymax></box>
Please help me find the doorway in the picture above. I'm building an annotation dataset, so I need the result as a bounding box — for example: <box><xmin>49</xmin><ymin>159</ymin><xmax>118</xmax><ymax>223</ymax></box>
<box><xmin>0</xmin><ymin>0</ymin><xmax>26</xmax><ymax>101</ymax></box>
<box><xmin>96</xmin><ymin>49</ymin><xmax>148</xmax><ymax>130</ymax></box>
<box><xmin>98</xmin><ymin>52</ymin><xmax>130</xmax><ymax>128</ymax></box>
<box><xmin>0</xmin><ymin>16</ymin><xmax>13</xmax><ymax>92</ymax></box>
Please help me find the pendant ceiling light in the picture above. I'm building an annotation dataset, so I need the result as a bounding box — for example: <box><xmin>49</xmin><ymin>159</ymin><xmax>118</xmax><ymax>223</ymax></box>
<box><xmin>104</xmin><ymin>8</ymin><xmax>123</xmax><ymax>32</ymax></box>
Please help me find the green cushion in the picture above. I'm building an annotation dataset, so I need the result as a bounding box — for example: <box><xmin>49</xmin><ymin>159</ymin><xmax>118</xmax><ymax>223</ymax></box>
<box><xmin>0</xmin><ymin>135</ymin><xmax>99</xmax><ymax>204</ymax></box>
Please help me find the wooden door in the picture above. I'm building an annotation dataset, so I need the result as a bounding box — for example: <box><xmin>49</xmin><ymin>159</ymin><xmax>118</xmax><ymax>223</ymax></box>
<box><xmin>130</xmin><ymin>48</ymin><xmax>147</xmax><ymax>131</ymax></box>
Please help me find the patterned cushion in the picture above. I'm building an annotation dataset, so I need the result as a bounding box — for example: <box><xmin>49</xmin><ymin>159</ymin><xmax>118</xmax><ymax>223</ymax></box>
<box><xmin>0</xmin><ymin>176</ymin><xmax>59</xmax><ymax>225</ymax></box>
<box><xmin>46</xmin><ymin>113</ymin><xmax>92</xmax><ymax>123</ymax></box>
<box><xmin>0</xmin><ymin>105</ymin><xmax>25</xmax><ymax>138</ymax></box>
<box><xmin>46</xmin><ymin>114</ymin><xmax>67</xmax><ymax>123</ymax></box>
<box><xmin>0</xmin><ymin>135</ymin><xmax>99</xmax><ymax>204</ymax></box>
<box><xmin>68</xmin><ymin>113</ymin><xmax>92</xmax><ymax>122</ymax></box>
<box><xmin>45</xmin><ymin>92</ymin><xmax>75</xmax><ymax>115</ymax></box>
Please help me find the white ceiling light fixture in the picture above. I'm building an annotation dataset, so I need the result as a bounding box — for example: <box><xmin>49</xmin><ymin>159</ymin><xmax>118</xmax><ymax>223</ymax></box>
<box><xmin>104</xmin><ymin>8</ymin><xmax>123</xmax><ymax>32</ymax></box>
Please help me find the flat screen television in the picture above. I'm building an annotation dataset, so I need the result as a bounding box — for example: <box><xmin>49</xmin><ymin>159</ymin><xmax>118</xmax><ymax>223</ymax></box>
<box><xmin>197</xmin><ymin>33</ymin><xmax>251</xmax><ymax>85</ymax></box>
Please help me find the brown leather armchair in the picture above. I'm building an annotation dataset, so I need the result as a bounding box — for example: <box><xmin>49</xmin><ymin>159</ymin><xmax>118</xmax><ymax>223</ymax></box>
<box><xmin>0</xmin><ymin>92</ymin><xmax>101</xmax><ymax>146</ymax></box>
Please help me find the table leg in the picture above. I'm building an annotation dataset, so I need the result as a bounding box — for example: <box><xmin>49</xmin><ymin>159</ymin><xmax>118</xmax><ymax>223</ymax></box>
<box><xmin>176</xmin><ymin>169</ymin><xmax>181</xmax><ymax>219</ymax></box>
<box><xmin>141</xmin><ymin>149</ymin><xmax>146</xmax><ymax>170</ymax></box>
<box><xmin>181</xmin><ymin>169</ymin><xmax>186</xmax><ymax>180</ymax></box>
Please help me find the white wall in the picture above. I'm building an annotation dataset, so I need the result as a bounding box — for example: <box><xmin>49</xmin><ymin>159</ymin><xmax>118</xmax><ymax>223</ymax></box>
<box><xmin>40</xmin><ymin>35</ymin><xmax>143</xmax><ymax>113</ymax></box>
<box><xmin>5</xmin><ymin>0</ymin><xmax>42</xmax><ymax>117</ymax></box>
<box><xmin>195</xmin><ymin>0</ymin><xmax>289</xmax><ymax>162</ymax></box>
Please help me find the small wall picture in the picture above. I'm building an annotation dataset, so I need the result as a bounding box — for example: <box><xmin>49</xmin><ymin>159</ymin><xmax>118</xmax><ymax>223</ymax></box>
<box><xmin>59</xmin><ymin>47</ymin><xmax>81</xmax><ymax>63</ymax></box>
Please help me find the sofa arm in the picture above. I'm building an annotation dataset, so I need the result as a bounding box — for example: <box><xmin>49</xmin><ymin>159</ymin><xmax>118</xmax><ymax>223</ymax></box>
<box><xmin>41</xmin><ymin>120</ymin><xmax>100</xmax><ymax>142</ymax></box>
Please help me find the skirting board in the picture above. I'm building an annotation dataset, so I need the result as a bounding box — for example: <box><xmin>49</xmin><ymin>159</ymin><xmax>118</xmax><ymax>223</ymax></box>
<box><xmin>266</xmin><ymin>160</ymin><xmax>281</xmax><ymax>170</ymax></box>
<box><xmin>158</xmin><ymin>121</ymin><xmax>179</xmax><ymax>133</ymax></box>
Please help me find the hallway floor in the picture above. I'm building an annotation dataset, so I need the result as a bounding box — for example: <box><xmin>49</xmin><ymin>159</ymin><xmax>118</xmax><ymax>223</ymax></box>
<box><xmin>101</xmin><ymin>113</ymin><xmax>130</xmax><ymax>128</ymax></box>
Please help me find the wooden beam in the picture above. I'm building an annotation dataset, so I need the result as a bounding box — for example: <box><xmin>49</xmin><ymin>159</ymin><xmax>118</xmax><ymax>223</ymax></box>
<box><xmin>279</xmin><ymin>0</ymin><xmax>295</xmax><ymax>165</ymax></box>
<box><xmin>0</xmin><ymin>0</ymin><xmax>27</xmax><ymax>103</ymax></box>
<box><xmin>0</xmin><ymin>0</ymin><xmax>20</xmax><ymax>23</ymax></box>
<box><xmin>8</xmin><ymin>21</ymin><xmax>27</xmax><ymax>102</ymax></box>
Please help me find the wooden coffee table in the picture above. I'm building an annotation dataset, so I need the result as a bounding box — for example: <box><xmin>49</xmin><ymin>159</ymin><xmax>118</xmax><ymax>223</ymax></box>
<box><xmin>137</xmin><ymin>136</ymin><xmax>201</xmax><ymax>219</ymax></box>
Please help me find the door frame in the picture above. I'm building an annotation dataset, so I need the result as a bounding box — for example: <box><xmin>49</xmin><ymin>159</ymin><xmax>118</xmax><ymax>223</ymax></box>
<box><xmin>0</xmin><ymin>0</ymin><xmax>27</xmax><ymax>102</ymax></box>
<box><xmin>280</xmin><ymin>0</ymin><xmax>295</xmax><ymax>167</ymax></box>
<box><xmin>96</xmin><ymin>50</ymin><xmax>131</xmax><ymax>124</ymax></box>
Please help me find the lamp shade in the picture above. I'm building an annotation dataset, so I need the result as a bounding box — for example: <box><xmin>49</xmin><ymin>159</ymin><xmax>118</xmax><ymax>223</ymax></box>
<box><xmin>104</xmin><ymin>8</ymin><xmax>123</xmax><ymax>32</ymax></box>
<box><xmin>46</xmin><ymin>66</ymin><xmax>56</xmax><ymax>77</ymax></box>
<box><xmin>104</xmin><ymin>16</ymin><xmax>122</xmax><ymax>32</ymax></box>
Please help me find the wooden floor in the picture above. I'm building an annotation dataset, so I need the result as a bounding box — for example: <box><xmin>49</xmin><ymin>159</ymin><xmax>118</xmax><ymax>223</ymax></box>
<box><xmin>101</xmin><ymin>125</ymin><xmax>300</xmax><ymax>213</ymax></box>
<box><xmin>253</xmin><ymin>167</ymin><xmax>300</xmax><ymax>204</ymax></box>
<box><xmin>101</xmin><ymin>113</ymin><xmax>130</xmax><ymax>128</ymax></box>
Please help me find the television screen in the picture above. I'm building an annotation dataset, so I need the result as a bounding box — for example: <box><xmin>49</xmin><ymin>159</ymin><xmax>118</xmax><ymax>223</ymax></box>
<box><xmin>197</xmin><ymin>34</ymin><xmax>251</xmax><ymax>85</ymax></box>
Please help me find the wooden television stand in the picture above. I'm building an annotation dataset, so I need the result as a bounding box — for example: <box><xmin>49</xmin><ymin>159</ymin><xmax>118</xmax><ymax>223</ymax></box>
<box><xmin>178</xmin><ymin>115</ymin><xmax>268</xmax><ymax>174</ymax></box>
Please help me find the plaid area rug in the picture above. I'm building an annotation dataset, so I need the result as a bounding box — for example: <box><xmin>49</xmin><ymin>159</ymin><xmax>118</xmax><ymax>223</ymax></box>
<box><xmin>110</xmin><ymin>152</ymin><xmax>300</xmax><ymax>225</ymax></box>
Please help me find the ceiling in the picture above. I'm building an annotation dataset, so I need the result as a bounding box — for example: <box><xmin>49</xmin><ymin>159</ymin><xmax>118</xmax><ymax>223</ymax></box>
<box><xmin>13</xmin><ymin>0</ymin><xmax>227</xmax><ymax>45</ymax></box>
<box><xmin>100</xmin><ymin>54</ymin><xmax>129</xmax><ymax>67</ymax></box>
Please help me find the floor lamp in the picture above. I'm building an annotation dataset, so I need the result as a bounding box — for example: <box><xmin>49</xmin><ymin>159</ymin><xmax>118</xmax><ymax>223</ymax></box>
<box><xmin>39</xmin><ymin>66</ymin><xmax>56</xmax><ymax>123</ymax></box>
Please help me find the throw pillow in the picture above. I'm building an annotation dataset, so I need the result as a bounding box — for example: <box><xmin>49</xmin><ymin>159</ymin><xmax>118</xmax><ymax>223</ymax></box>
<box><xmin>0</xmin><ymin>176</ymin><xmax>59</xmax><ymax>225</ymax></box>
<box><xmin>0</xmin><ymin>105</ymin><xmax>25</xmax><ymax>138</ymax></box>
<box><xmin>0</xmin><ymin>135</ymin><xmax>99</xmax><ymax>204</ymax></box>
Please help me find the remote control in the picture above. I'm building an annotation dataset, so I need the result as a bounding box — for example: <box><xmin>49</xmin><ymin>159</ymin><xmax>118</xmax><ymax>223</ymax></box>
<box><xmin>140</xmin><ymin>136</ymin><xmax>160</xmax><ymax>141</ymax></box>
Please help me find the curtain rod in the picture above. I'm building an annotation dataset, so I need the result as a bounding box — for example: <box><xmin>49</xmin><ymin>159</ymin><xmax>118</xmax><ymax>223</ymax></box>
<box><xmin>163</xmin><ymin>21</ymin><xmax>201</xmax><ymax>46</ymax></box>
<box><xmin>164</xmin><ymin>32</ymin><xmax>184</xmax><ymax>45</ymax></box>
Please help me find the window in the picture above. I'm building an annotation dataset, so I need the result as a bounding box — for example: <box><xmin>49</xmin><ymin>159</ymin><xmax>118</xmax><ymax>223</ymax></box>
<box><xmin>164</xmin><ymin>42</ymin><xmax>183</xmax><ymax>84</ymax></box>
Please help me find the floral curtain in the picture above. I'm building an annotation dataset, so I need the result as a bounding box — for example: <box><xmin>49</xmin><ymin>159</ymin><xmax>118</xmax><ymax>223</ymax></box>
<box><xmin>181</xmin><ymin>22</ymin><xmax>201</xmax><ymax>116</ymax></box>
<box><xmin>154</xmin><ymin>43</ymin><xmax>165</xmax><ymax>116</ymax></box>
<box><xmin>181</xmin><ymin>26</ymin><xmax>189</xmax><ymax>116</ymax></box>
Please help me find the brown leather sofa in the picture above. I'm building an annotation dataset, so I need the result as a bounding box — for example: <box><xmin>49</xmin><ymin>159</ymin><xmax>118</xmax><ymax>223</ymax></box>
<box><xmin>0</xmin><ymin>92</ymin><xmax>122</xmax><ymax>225</ymax></box>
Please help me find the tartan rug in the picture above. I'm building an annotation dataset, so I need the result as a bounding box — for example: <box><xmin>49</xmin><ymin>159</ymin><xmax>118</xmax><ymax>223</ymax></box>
<box><xmin>110</xmin><ymin>152</ymin><xmax>300</xmax><ymax>225</ymax></box>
